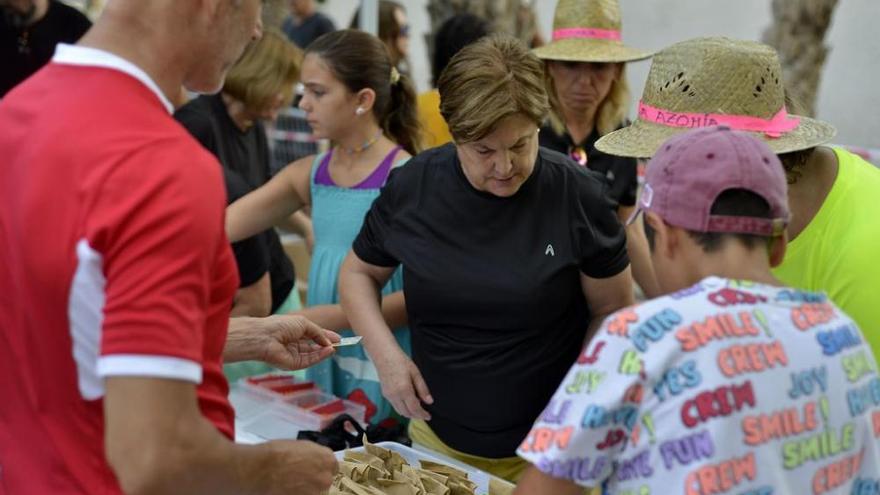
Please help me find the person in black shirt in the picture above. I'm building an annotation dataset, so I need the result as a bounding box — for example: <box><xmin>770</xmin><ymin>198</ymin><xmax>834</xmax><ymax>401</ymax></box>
<box><xmin>339</xmin><ymin>34</ymin><xmax>634</xmax><ymax>481</ymax></box>
<box><xmin>1</xmin><ymin>0</ymin><xmax>91</xmax><ymax>97</ymax></box>
<box><xmin>533</xmin><ymin>0</ymin><xmax>660</xmax><ymax>298</ymax></box>
<box><xmin>224</xmin><ymin>169</ymin><xmax>272</xmax><ymax>316</ymax></box>
<box><xmin>282</xmin><ymin>0</ymin><xmax>335</xmax><ymax>49</ymax></box>
<box><xmin>175</xmin><ymin>30</ymin><xmax>304</xmax><ymax>317</ymax></box>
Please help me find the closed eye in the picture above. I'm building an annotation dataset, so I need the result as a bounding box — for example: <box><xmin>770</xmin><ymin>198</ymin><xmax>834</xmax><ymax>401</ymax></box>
<box><xmin>304</xmin><ymin>84</ymin><xmax>325</xmax><ymax>98</ymax></box>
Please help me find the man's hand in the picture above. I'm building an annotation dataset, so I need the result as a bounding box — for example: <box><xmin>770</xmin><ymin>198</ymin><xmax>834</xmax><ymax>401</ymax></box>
<box><xmin>224</xmin><ymin>315</ymin><xmax>340</xmax><ymax>369</ymax></box>
<box><xmin>260</xmin><ymin>314</ymin><xmax>340</xmax><ymax>370</ymax></box>
<box><xmin>260</xmin><ymin>440</ymin><xmax>338</xmax><ymax>494</ymax></box>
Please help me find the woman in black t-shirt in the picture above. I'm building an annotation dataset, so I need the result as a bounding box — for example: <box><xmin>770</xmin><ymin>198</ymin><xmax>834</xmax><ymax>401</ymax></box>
<box><xmin>175</xmin><ymin>30</ymin><xmax>304</xmax><ymax>320</ymax></box>
<box><xmin>533</xmin><ymin>0</ymin><xmax>660</xmax><ymax>297</ymax></box>
<box><xmin>338</xmin><ymin>34</ymin><xmax>634</xmax><ymax>481</ymax></box>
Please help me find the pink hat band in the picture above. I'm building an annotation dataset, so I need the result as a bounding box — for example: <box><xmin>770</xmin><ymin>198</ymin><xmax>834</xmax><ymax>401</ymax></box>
<box><xmin>638</xmin><ymin>101</ymin><xmax>801</xmax><ymax>139</ymax></box>
<box><xmin>552</xmin><ymin>28</ymin><xmax>622</xmax><ymax>42</ymax></box>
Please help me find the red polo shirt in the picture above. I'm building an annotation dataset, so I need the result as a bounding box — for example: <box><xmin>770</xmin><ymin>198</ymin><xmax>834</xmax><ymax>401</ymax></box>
<box><xmin>0</xmin><ymin>44</ymin><xmax>238</xmax><ymax>494</ymax></box>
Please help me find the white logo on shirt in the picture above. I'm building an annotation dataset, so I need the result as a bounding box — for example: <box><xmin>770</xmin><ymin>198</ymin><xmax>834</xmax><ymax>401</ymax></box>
<box><xmin>545</xmin><ymin>244</ymin><xmax>555</xmax><ymax>256</ymax></box>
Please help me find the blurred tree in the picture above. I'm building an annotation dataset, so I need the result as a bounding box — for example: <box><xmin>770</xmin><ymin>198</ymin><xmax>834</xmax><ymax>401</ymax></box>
<box><xmin>763</xmin><ymin>0</ymin><xmax>839</xmax><ymax>117</ymax></box>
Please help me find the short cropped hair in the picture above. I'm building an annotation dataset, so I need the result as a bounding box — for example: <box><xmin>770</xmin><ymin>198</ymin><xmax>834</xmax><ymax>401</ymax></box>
<box><xmin>644</xmin><ymin>189</ymin><xmax>773</xmax><ymax>253</ymax></box>
<box><xmin>438</xmin><ymin>34</ymin><xmax>549</xmax><ymax>143</ymax></box>
<box><xmin>224</xmin><ymin>29</ymin><xmax>302</xmax><ymax>112</ymax></box>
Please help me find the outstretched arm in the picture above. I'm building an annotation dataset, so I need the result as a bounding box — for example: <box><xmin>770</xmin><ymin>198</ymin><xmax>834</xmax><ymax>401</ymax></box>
<box><xmin>339</xmin><ymin>251</ymin><xmax>432</xmax><ymax>420</ymax></box>
<box><xmin>223</xmin><ymin>314</ymin><xmax>340</xmax><ymax>370</ymax></box>
<box><xmin>291</xmin><ymin>291</ymin><xmax>407</xmax><ymax>332</ymax></box>
<box><xmin>105</xmin><ymin>377</ymin><xmax>337</xmax><ymax>495</ymax></box>
<box><xmin>226</xmin><ymin>157</ymin><xmax>313</xmax><ymax>243</ymax></box>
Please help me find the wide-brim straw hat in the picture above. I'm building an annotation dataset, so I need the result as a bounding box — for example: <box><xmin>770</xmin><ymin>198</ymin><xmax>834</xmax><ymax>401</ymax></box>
<box><xmin>595</xmin><ymin>37</ymin><xmax>836</xmax><ymax>158</ymax></box>
<box><xmin>532</xmin><ymin>0</ymin><xmax>652</xmax><ymax>63</ymax></box>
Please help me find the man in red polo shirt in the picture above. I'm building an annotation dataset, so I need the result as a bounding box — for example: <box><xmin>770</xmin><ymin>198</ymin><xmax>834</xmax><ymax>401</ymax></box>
<box><xmin>0</xmin><ymin>1</ymin><xmax>338</xmax><ymax>493</ymax></box>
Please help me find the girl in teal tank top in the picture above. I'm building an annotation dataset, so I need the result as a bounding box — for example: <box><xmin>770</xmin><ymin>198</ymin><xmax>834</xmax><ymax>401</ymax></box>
<box><xmin>225</xmin><ymin>29</ymin><xmax>422</xmax><ymax>426</ymax></box>
<box><xmin>307</xmin><ymin>147</ymin><xmax>410</xmax><ymax>424</ymax></box>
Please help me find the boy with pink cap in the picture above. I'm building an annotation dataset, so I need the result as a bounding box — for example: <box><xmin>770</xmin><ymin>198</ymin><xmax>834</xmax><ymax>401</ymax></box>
<box><xmin>514</xmin><ymin>126</ymin><xmax>880</xmax><ymax>494</ymax></box>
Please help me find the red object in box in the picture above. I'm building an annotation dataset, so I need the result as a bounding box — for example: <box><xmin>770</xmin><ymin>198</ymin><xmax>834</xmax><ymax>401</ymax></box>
<box><xmin>243</xmin><ymin>373</ymin><xmax>316</xmax><ymax>396</ymax></box>
<box><xmin>282</xmin><ymin>390</ymin><xmax>367</xmax><ymax>429</ymax></box>
<box><xmin>246</xmin><ymin>374</ymin><xmax>290</xmax><ymax>384</ymax></box>
<box><xmin>310</xmin><ymin>399</ymin><xmax>345</xmax><ymax>416</ymax></box>
<box><xmin>266</xmin><ymin>382</ymin><xmax>316</xmax><ymax>395</ymax></box>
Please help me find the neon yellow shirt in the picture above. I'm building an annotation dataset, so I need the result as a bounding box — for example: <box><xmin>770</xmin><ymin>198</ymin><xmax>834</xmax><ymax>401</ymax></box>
<box><xmin>773</xmin><ymin>147</ymin><xmax>880</xmax><ymax>360</ymax></box>
<box><xmin>417</xmin><ymin>89</ymin><xmax>453</xmax><ymax>149</ymax></box>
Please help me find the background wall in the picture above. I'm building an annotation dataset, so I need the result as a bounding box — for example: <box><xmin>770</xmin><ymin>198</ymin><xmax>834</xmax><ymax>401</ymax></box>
<box><xmin>318</xmin><ymin>0</ymin><xmax>879</xmax><ymax>148</ymax></box>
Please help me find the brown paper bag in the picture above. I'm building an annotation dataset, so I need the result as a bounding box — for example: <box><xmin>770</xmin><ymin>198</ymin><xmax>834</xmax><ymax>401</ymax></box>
<box><xmin>418</xmin><ymin>473</ymin><xmax>451</xmax><ymax>495</ymax></box>
<box><xmin>344</xmin><ymin>450</ymin><xmax>387</xmax><ymax>473</ymax></box>
<box><xmin>448</xmin><ymin>478</ymin><xmax>478</xmax><ymax>495</ymax></box>
<box><xmin>337</xmin><ymin>476</ymin><xmax>387</xmax><ymax>495</ymax></box>
<box><xmin>395</xmin><ymin>464</ymin><xmax>427</xmax><ymax>492</ymax></box>
<box><xmin>419</xmin><ymin>460</ymin><xmax>469</xmax><ymax>481</ymax></box>
<box><xmin>376</xmin><ymin>477</ymin><xmax>423</xmax><ymax>495</ymax></box>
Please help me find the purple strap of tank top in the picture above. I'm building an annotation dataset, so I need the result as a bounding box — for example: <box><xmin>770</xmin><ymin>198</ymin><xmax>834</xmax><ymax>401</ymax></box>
<box><xmin>314</xmin><ymin>146</ymin><xmax>402</xmax><ymax>189</ymax></box>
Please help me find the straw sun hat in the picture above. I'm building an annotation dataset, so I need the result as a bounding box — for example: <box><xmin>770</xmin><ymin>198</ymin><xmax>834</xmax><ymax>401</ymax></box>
<box><xmin>595</xmin><ymin>37</ymin><xmax>837</xmax><ymax>158</ymax></box>
<box><xmin>532</xmin><ymin>0</ymin><xmax>652</xmax><ymax>63</ymax></box>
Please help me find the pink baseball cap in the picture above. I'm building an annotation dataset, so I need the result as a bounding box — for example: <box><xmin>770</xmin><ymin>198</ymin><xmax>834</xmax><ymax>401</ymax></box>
<box><xmin>630</xmin><ymin>125</ymin><xmax>790</xmax><ymax>236</ymax></box>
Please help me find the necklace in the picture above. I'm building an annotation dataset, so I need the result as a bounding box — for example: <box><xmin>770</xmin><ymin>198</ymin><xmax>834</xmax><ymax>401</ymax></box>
<box><xmin>338</xmin><ymin>129</ymin><xmax>383</xmax><ymax>155</ymax></box>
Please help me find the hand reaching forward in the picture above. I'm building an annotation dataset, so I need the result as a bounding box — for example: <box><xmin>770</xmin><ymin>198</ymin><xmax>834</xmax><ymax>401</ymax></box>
<box><xmin>261</xmin><ymin>439</ymin><xmax>338</xmax><ymax>494</ymax></box>
<box><xmin>374</xmin><ymin>349</ymin><xmax>434</xmax><ymax>421</ymax></box>
<box><xmin>260</xmin><ymin>314</ymin><xmax>341</xmax><ymax>370</ymax></box>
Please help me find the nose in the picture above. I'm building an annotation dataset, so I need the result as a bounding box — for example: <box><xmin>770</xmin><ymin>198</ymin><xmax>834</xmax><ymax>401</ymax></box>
<box><xmin>298</xmin><ymin>94</ymin><xmax>311</xmax><ymax>112</ymax></box>
<box><xmin>495</xmin><ymin>152</ymin><xmax>514</xmax><ymax>176</ymax></box>
<box><xmin>573</xmin><ymin>66</ymin><xmax>596</xmax><ymax>85</ymax></box>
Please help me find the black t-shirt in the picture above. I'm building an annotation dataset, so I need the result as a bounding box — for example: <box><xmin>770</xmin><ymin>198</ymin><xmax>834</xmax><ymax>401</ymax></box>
<box><xmin>539</xmin><ymin>123</ymin><xmax>638</xmax><ymax>207</ymax></box>
<box><xmin>225</xmin><ymin>169</ymin><xmax>270</xmax><ymax>287</ymax></box>
<box><xmin>0</xmin><ymin>0</ymin><xmax>91</xmax><ymax>97</ymax></box>
<box><xmin>175</xmin><ymin>94</ymin><xmax>295</xmax><ymax>312</ymax></box>
<box><xmin>353</xmin><ymin>144</ymin><xmax>629</xmax><ymax>457</ymax></box>
<box><xmin>282</xmin><ymin>12</ymin><xmax>336</xmax><ymax>49</ymax></box>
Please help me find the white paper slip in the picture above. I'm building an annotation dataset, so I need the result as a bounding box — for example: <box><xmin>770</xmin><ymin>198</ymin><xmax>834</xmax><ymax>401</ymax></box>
<box><xmin>332</xmin><ymin>336</ymin><xmax>363</xmax><ymax>347</ymax></box>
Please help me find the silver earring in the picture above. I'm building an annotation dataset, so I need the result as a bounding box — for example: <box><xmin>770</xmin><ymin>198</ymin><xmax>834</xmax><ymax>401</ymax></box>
<box><xmin>355</xmin><ymin>107</ymin><xmax>365</xmax><ymax>116</ymax></box>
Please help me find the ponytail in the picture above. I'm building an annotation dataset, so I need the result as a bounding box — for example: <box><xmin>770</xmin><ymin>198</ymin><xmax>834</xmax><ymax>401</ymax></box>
<box><xmin>384</xmin><ymin>72</ymin><xmax>422</xmax><ymax>155</ymax></box>
<box><xmin>307</xmin><ymin>29</ymin><xmax>423</xmax><ymax>155</ymax></box>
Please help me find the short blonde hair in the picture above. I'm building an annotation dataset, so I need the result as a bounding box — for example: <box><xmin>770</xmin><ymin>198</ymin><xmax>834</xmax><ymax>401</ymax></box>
<box><xmin>545</xmin><ymin>63</ymin><xmax>631</xmax><ymax>137</ymax></box>
<box><xmin>224</xmin><ymin>29</ymin><xmax>302</xmax><ymax>112</ymax></box>
<box><xmin>438</xmin><ymin>34</ymin><xmax>549</xmax><ymax>143</ymax></box>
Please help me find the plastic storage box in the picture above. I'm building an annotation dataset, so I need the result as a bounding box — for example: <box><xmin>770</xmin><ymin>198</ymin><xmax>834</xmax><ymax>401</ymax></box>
<box><xmin>231</xmin><ymin>373</ymin><xmax>366</xmax><ymax>440</ymax></box>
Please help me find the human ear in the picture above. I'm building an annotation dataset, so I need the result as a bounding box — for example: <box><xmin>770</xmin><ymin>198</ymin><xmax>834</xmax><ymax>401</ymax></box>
<box><xmin>767</xmin><ymin>232</ymin><xmax>788</xmax><ymax>268</ymax></box>
<box><xmin>355</xmin><ymin>88</ymin><xmax>376</xmax><ymax>113</ymax></box>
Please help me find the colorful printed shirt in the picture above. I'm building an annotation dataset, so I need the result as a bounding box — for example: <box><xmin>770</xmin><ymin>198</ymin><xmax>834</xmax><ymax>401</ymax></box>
<box><xmin>518</xmin><ymin>277</ymin><xmax>880</xmax><ymax>495</ymax></box>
